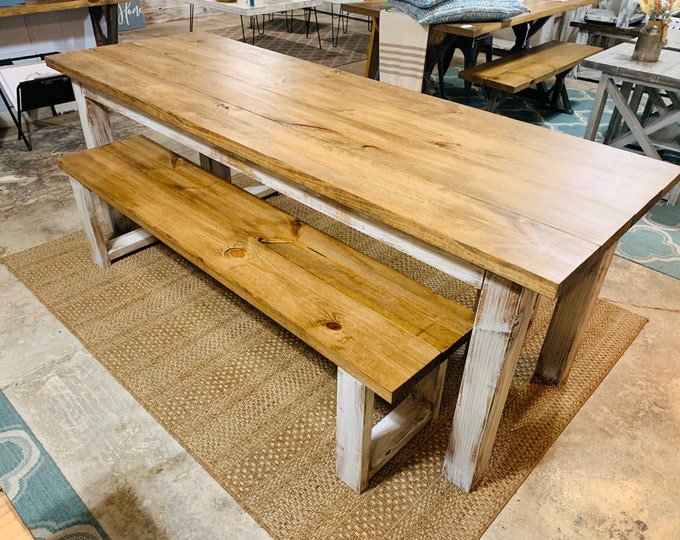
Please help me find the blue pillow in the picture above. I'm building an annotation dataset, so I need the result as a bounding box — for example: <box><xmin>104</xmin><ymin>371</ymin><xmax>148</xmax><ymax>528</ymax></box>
<box><xmin>391</xmin><ymin>0</ymin><xmax>530</xmax><ymax>24</ymax></box>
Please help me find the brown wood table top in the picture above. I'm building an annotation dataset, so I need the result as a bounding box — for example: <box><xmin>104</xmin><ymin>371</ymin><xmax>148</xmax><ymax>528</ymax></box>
<box><xmin>47</xmin><ymin>32</ymin><xmax>680</xmax><ymax>300</ymax></box>
<box><xmin>0</xmin><ymin>0</ymin><xmax>124</xmax><ymax>17</ymax></box>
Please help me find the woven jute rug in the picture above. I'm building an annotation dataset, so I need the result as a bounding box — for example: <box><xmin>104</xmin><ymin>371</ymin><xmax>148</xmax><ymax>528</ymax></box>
<box><xmin>2</xmin><ymin>193</ymin><xmax>647</xmax><ymax>539</ymax></box>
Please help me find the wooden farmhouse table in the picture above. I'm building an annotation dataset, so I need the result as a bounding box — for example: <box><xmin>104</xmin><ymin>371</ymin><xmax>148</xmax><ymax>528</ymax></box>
<box><xmin>47</xmin><ymin>32</ymin><xmax>680</xmax><ymax>492</ymax></box>
<box><xmin>0</xmin><ymin>0</ymin><xmax>125</xmax><ymax>46</ymax></box>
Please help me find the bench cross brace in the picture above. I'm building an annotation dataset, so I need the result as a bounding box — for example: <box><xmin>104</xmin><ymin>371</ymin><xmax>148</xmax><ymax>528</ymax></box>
<box><xmin>335</xmin><ymin>360</ymin><xmax>448</xmax><ymax>493</ymax></box>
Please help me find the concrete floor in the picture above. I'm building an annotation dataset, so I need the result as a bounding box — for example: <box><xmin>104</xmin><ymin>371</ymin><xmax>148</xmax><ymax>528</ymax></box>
<box><xmin>1</xmin><ymin>13</ymin><xmax>680</xmax><ymax>539</ymax></box>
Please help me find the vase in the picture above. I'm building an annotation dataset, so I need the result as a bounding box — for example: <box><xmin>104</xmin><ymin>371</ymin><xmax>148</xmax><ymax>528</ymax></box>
<box><xmin>632</xmin><ymin>19</ymin><xmax>669</xmax><ymax>62</ymax></box>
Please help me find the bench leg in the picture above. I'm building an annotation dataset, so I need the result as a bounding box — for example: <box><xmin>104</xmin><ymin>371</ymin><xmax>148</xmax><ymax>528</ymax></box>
<box><xmin>336</xmin><ymin>368</ymin><xmax>373</xmax><ymax>493</ymax></box>
<box><xmin>69</xmin><ymin>178</ymin><xmax>111</xmax><ymax>268</ymax></box>
<box><xmin>68</xmin><ymin>178</ymin><xmax>158</xmax><ymax>269</ymax></box>
<box><xmin>481</xmin><ymin>87</ymin><xmax>503</xmax><ymax>112</ymax></box>
<box><xmin>335</xmin><ymin>361</ymin><xmax>447</xmax><ymax>493</ymax></box>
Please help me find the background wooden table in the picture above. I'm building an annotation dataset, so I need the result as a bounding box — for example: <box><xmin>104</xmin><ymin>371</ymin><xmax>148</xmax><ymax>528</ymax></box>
<box><xmin>584</xmin><ymin>42</ymin><xmax>680</xmax><ymax>205</ymax></box>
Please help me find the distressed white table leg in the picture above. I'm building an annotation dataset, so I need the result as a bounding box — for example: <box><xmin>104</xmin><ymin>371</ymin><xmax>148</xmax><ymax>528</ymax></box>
<box><xmin>533</xmin><ymin>243</ymin><xmax>617</xmax><ymax>386</ymax></box>
<box><xmin>443</xmin><ymin>272</ymin><xmax>537</xmax><ymax>492</ymax></box>
<box><xmin>336</xmin><ymin>368</ymin><xmax>373</xmax><ymax>493</ymax></box>
<box><xmin>72</xmin><ymin>82</ymin><xmax>136</xmax><ymax>236</ymax></box>
<box><xmin>378</xmin><ymin>9</ymin><xmax>429</xmax><ymax>92</ymax></box>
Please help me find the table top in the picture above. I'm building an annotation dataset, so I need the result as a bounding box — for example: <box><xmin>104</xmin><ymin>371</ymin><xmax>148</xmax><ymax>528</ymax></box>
<box><xmin>342</xmin><ymin>0</ymin><xmax>597</xmax><ymax>37</ymax></box>
<box><xmin>46</xmin><ymin>32</ymin><xmax>680</xmax><ymax>298</ymax></box>
<box><xmin>583</xmin><ymin>42</ymin><xmax>680</xmax><ymax>88</ymax></box>
<box><xmin>190</xmin><ymin>0</ymin><xmax>321</xmax><ymax>16</ymax></box>
<box><xmin>0</xmin><ymin>0</ymin><xmax>124</xmax><ymax>17</ymax></box>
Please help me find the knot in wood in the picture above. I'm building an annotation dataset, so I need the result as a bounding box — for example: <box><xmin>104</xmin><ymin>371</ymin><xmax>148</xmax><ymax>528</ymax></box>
<box><xmin>323</xmin><ymin>320</ymin><xmax>343</xmax><ymax>331</ymax></box>
<box><xmin>224</xmin><ymin>247</ymin><xmax>246</xmax><ymax>258</ymax></box>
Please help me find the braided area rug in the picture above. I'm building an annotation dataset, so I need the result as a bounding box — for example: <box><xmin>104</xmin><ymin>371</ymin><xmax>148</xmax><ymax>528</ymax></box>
<box><xmin>1</xmin><ymin>195</ymin><xmax>646</xmax><ymax>539</ymax></box>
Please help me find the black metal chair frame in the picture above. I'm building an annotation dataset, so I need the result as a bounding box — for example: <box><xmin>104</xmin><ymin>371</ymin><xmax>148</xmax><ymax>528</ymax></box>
<box><xmin>0</xmin><ymin>52</ymin><xmax>75</xmax><ymax>151</ymax></box>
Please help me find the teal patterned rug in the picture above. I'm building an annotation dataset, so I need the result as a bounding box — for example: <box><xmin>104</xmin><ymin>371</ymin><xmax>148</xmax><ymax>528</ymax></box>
<box><xmin>0</xmin><ymin>392</ymin><xmax>108</xmax><ymax>539</ymax></box>
<box><xmin>615</xmin><ymin>203</ymin><xmax>680</xmax><ymax>279</ymax></box>
<box><xmin>441</xmin><ymin>70</ymin><xmax>680</xmax><ymax>281</ymax></box>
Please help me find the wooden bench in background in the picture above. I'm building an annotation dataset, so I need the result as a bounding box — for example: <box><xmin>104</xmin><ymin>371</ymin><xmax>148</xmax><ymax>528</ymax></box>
<box><xmin>459</xmin><ymin>41</ymin><xmax>602</xmax><ymax>112</ymax></box>
<box><xmin>58</xmin><ymin>135</ymin><xmax>475</xmax><ymax>493</ymax></box>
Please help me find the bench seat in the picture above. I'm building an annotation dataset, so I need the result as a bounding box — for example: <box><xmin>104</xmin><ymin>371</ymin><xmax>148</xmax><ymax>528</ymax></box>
<box><xmin>459</xmin><ymin>41</ymin><xmax>602</xmax><ymax>112</ymax></box>
<box><xmin>58</xmin><ymin>135</ymin><xmax>475</xmax><ymax>493</ymax></box>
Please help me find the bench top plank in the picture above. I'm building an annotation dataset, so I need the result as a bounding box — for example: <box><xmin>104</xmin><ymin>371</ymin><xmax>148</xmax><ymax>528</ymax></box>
<box><xmin>459</xmin><ymin>41</ymin><xmax>602</xmax><ymax>94</ymax></box>
<box><xmin>58</xmin><ymin>136</ymin><xmax>474</xmax><ymax>403</ymax></box>
<box><xmin>47</xmin><ymin>32</ymin><xmax>680</xmax><ymax>299</ymax></box>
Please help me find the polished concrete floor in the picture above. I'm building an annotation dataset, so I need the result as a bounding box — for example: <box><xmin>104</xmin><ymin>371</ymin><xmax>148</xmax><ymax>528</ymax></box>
<box><xmin>1</xmin><ymin>13</ymin><xmax>680</xmax><ymax>539</ymax></box>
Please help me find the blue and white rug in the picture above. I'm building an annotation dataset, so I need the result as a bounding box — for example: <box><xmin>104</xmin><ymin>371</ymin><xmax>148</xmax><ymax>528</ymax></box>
<box><xmin>615</xmin><ymin>203</ymin><xmax>680</xmax><ymax>279</ymax></box>
<box><xmin>0</xmin><ymin>392</ymin><xmax>108</xmax><ymax>539</ymax></box>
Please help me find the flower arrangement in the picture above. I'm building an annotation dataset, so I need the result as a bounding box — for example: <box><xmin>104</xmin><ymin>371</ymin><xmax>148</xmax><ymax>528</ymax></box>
<box><xmin>638</xmin><ymin>0</ymin><xmax>680</xmax><ymax>20</ymax></box>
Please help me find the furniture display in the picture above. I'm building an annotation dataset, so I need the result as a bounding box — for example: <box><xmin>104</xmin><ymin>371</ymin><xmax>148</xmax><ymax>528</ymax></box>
<box><xmin>341</xmin><ymin>0</ymin><xmax>387</xmax><ymax>78</ymax></box>
<box><xmin>570</xmin><ymin>19</ymin><xmax>644</xmax><ymax>49</ymax></box>
<box><xmin>58</xmin><ymin>134</ymin><xmax>475</xmax><ymax>493</ymax></box>
<box><xmin>458</xmin><ymin>40</ymin><xmax>601</xmax><ymax>112</ymax></box>
<box><xmin>329</xmin><ymin>0</ymin><xmax>365</xmax><ymax>47</ymax></box>
<box><xmin>378</xmin><ymin>0</ymin><xmax>599</xmax><ymax>92</ymax></box>
<box><xmin>583</xmin><ymin>42</ymin><xmax>680</xmax><ymax>205</ymax></box>
<box><xmin>46</xmin><ymin>32</ymin><xmax>680</xmax><ymax>492</ymax></box>
<box><xmin>188</xmin><ymin>0</ymin><xmax>323</xmax><ymax>47</ymax></box>
<box><xmin>432</xmin><ymin>33</ymin><xmax>493</xmax><ymax>99</ymax></box>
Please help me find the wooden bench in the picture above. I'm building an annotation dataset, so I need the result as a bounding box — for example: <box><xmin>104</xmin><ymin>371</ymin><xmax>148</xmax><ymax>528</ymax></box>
<box><xmin>458</xmin><ymin>41</ymin><xmax>602</xmax><ymax>113</ymax></box>
<box><xmin>57</xmin><ymin>135</ymin><xmax>475</xmax><ymax>493</ymax></box>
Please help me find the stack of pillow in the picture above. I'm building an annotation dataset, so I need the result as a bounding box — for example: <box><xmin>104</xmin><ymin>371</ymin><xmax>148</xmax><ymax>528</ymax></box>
<box><xmin>390</xmin><ymin>0</ymin><xmax>531</xmax><ymax>24</ymax></box>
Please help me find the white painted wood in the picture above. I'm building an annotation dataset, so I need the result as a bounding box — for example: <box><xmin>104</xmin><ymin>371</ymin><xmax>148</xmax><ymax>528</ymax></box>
<box><xmin>106</xmin><ymin>228</ymin><xmax>157</xmax><ymax>261</ymax></box>
<box><xmin>533</xmin><ymin>243</ymin><xmax>616</xmax><ymax>385</ymax></box>
<box><xmin>337</xmin><ymin>360</ymin><xmax>450</xmax><ymax>485</ymax></box>
<box><xmin>79</xmin><ymin>86</ymin><xmax>486</xmax><ymax>289</ymax></box>
<box><xmin>69</xmin><ymin>178</ymin><xmax>110</xmax><ymax>269</ymax></box>
<box><xmin>442</xmin><ymin>272</ymin><xmax>537</xmax><ymax>492</ymax></box>
<box><xmin>336</xmin><ymin>368</ymin><xmax>373</xmax><ymax>493</ymax></box>
<box><xmin>72</xmin><ymin>82</ymin><xmax>131</xmax><ymax>236</ymax></box>
<box><xmin>411</xmin><ymin>359</ymin><xmax>448</xmax><ymax>421</ymax></box>
<box><xmin>368</xmin><ymin>394</ymin><xmax>432</xmax><ymax>477</ymax></box>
